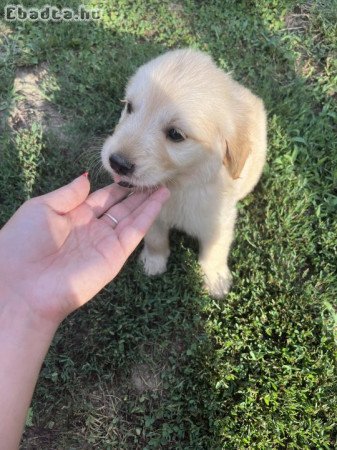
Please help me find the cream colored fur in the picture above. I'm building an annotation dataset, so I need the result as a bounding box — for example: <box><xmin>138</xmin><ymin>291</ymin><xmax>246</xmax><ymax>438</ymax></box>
<box><xmin>101</xmin><ymin>49</ymin><xmax>267</xmax><ymax>298</ymax></box>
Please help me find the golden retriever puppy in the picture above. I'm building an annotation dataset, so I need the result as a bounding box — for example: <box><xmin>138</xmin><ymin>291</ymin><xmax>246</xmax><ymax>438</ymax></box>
<box><xmin>101</xmin><ymin>49</ymin><xmax>267</xmax><ymax>298</ymax></box>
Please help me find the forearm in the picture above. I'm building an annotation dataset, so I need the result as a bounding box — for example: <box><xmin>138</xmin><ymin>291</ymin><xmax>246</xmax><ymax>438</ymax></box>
<box><xmin>0</xmin><ymin>299</ymin><xmax>57</xmax><ymax>450</ymax></box>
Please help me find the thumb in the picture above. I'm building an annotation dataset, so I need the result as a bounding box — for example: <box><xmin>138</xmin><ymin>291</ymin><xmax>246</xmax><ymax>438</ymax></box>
<box><xmin>40</xmin><ymin>173</ymin><xmax>90</xmax><ymax>214</ymax></box>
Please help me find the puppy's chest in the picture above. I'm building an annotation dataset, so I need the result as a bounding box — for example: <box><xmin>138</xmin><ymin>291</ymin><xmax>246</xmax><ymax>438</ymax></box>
<box><xmin>159</xmin><ymin>187</ymin><xmax>219</xmax><ymax>236</ymax></box>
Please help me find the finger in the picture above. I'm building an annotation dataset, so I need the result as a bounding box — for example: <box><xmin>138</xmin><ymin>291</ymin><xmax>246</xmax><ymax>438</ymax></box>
<box><xmin>116</xmin><ymin>187</ymin><xmax>170</xmax><ymax>255</ymax></box>
<box><xmin>40</xmin><ymin>174</ymin><xmax>90</xmax><ymax>214</ymax></box>
<box><xmin>85</xmin><ymin>183</ymin><xmax>131</xmax><ymax>217</ymax></box>
<box><xmin>116</xmin><ymin>187</ymin><xmax>170</xmax><ymax>232</ymax></box>
<box><xmin>100</xmin><ymin>190</ymin><xmax>150</xmax><ymax>227</ymax></box>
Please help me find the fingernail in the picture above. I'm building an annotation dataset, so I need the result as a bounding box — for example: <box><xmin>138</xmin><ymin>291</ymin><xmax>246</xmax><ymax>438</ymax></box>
<box><xmin>83</xmin><ymin>171</ymin><xmax>89</xmax><ymax>178</ymax></box>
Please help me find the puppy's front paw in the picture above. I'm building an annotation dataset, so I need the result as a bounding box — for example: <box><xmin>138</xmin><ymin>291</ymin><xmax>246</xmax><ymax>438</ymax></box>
<box><xmin>201</xmin><ymin>264</ymin><xmax>232</xmax><ymax>298</ymax></box>
<box><xmin>139</xmin><ymin>247</ymin><xmax>169</xmax><ymax>276</ymax></box>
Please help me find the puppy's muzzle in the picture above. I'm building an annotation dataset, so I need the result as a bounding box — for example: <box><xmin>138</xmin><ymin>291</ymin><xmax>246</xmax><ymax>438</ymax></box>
<box><xmin>109</xmin><ymin>153</ymin><xmax>135</xmax><ymax>176</ymax></box>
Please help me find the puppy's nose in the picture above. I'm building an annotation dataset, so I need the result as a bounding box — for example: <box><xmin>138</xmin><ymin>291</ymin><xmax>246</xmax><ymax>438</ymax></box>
<box><xmin>109</xmin><ymin>153</ymin><xmax>135</xmax><ymax>175</ymax></box>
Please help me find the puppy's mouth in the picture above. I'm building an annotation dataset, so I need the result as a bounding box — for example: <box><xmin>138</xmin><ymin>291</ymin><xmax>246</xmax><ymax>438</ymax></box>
<box><xmin>112</xmin><ymin>172</ymin><xmax>157</xmax><ymax>191</ymax></box>
<box><xmin>112</xmin><ymin>172</ymin><xmax>134</xmax><ymax>188</ymax></box>
<box><xmin>117</xmin><ymin>180</ymin><xmax>135</xmax><ymax>188</ymax></box>
<box><xmin>107</xmin><ymin>153</ymin><xmax>163</xmax><ymax>190</ymax></box>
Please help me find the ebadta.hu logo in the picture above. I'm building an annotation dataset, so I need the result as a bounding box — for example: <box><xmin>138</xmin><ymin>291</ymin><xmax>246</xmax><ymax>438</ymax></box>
<box><xmin>4</xmin><ymin>4</ymin><xmax>100</xmax><ymax>21</ymax></box>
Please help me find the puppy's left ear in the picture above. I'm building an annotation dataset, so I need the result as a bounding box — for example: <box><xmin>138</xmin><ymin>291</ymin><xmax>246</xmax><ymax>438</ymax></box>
<box><xmin>222</xmin><ymin>129</ymin><xmax>251</xmax><ymax>179</ymax></box>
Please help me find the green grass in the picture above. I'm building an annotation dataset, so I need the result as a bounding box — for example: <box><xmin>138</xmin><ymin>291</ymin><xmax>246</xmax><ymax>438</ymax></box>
<box><xmin>0</xmin><ymin>0</ymin><xmax>336</xmax><ymax>448</ymax></box>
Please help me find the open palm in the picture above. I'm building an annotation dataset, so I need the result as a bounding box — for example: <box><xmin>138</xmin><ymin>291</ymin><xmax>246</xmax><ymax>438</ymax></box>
<box><xmin>0</xmin><ymin>175</ymin><xmax>170</xmax><ymax>325</ymax></box>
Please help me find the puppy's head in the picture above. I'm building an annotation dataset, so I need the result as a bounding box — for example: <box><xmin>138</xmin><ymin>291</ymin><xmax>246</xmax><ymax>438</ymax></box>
<box><xmin>101</xmin><ymin>49</ymin><xmax>252</xmax><ymax>188</ymax></box>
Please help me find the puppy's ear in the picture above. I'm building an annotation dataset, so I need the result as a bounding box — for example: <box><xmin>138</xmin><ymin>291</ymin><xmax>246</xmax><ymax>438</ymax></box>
<box><xmin>222</xmin><ymin>128</ymin><xmax>251</xmax><ymax>179</ymax></box>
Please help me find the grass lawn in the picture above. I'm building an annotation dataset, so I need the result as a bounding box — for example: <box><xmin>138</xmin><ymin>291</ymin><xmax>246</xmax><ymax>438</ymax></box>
<box><xmin>0</xmin><ymin>0</ymin><xmax>336</xmax><ymax>448</ymax></box>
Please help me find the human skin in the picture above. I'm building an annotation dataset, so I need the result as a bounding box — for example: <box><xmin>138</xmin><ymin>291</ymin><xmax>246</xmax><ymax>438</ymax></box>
<box><xmin>0</xmin><ymin>174</ymin><xmax>170</xmax><ymax>450</ymax></box>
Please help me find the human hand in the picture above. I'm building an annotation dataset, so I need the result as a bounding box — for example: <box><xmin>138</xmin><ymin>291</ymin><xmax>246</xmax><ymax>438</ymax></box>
<box><xmin>0</xmin><ymin>174</ymin><xmax>170</xmax><ymax>329</ymax></box>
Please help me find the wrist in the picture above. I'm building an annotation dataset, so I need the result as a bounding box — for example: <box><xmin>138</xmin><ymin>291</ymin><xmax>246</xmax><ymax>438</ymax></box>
<box><xmin>0</xmin><ymin>287</ymin><xmax>59</xmax><ymax>342</ymax></box>
<box><xmin>0</xmin><ymin>289</ymin><xmax>58</xmax><ymax>450</ymax></box>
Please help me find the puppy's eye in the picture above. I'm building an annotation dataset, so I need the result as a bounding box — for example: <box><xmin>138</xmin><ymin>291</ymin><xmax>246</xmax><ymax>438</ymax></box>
<box><xmin>126</xmin><ymin>101</ymin><xmax>133</xmax><ymax>114</ymax></box>
<box><xmin>167</xmin><ymin>128</ymin><xmax>186</xmax><ymax>142</ymax></box>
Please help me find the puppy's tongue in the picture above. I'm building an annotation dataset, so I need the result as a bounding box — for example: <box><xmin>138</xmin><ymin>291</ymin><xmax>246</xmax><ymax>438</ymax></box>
<box><xmin>113</xmin><ymin>173</ymin><xmax>134</xmax><ymax>188</ymax></box>
<box><xmin>113</xmin><ymin>174</ymin><xmax>122</xmax><ymax>184</ymax></box>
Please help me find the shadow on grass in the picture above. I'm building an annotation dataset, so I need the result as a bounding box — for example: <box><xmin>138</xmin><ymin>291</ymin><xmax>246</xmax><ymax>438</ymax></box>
<box><xmin>1</xmin><ymin>1</ymin><xmax>335</xmax><ymax>448</ymax></box>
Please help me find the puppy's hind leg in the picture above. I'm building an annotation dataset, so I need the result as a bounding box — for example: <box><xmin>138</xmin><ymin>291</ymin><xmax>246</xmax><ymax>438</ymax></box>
<box><xmin>139</xmin><ymin>220</ymin><xmax>170</xmax><ymax>276</ymax></box>
<box><xmin>198</xmin><ymin>207</ymin><xmax>237</xmax><ymax>298</ymax></box>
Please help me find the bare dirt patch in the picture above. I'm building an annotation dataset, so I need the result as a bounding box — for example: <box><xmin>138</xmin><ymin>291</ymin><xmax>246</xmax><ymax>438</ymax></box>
<box><xmin>284</xmin><ymin>2</ymin><xmax>312</xmax><ymax>33</ymax></box>
<box><xmin>131</xmin><ymin>363</ymin><xmax>163</xmax><ymax>394</ymax></box>
<box><xmin>8</xmin><ymin>64</ymin><xmax>67</xmax><ymax>141</ymax></box>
